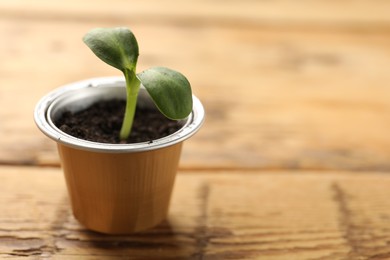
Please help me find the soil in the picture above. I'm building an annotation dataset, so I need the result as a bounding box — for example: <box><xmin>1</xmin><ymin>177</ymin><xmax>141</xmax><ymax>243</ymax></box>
<box><xmin>54</xmin><ymin>99</ymin><xmax>183</xmax><ymax>144</ymax></box>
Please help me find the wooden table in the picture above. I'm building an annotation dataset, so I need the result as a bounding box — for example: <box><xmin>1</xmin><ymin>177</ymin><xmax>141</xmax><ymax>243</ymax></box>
<box><xmin>1</xmin><ymin>0</ymin><xmax>390</xmax><ymax>259</ymax></box>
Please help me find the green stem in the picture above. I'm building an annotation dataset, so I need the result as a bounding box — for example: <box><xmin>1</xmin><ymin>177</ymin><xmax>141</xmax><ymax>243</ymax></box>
<box><xmin>119</xmin><ymin>69</ymin><xmax>140</xmax><ymax>140</ymax></box>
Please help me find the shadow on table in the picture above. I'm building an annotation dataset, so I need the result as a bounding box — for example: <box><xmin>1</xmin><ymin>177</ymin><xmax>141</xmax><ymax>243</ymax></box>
<box><xmin>50</xmin><ymin>196</ymin><xmax>196</xmax><ymax>258</ymax></box>
<box><xmin>78</xmin><ymin>219</ymin><xmax>195</xmax><ymax>259</ymax></box>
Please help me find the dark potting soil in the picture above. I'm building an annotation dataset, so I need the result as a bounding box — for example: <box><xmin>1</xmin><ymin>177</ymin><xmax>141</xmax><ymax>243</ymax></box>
<box><xmin>55</xmin><ymin>99</ymin><xmax>183</xmax><ymax>144</ymax></box>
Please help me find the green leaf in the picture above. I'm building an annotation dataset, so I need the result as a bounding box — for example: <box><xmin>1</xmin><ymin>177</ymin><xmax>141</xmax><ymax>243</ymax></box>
<box><xmin>83</xmin><ymin>27</ymin><xmax>139</xmax><ymax>71</ymax></box>
<box><xmin>138</xmin><ymin>67</ymin><xmax>193</xmax><ymax>119</ymax></box>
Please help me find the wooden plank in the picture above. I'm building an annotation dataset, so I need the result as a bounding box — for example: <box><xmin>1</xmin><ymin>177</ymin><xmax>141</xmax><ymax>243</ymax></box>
<box><xmin>1</xmin><ymin>166</ymin><xmax>390</xmax><ymax>258</ymax></box>
<box><xmin>1</xmin><ymin>17</ymin><xmax>390</xmax><ymax>170</ymax></box>
<box><xmin>0</xmin><ymin>0</ymin><xmax>390</xmax><ymax>31</ymax></box>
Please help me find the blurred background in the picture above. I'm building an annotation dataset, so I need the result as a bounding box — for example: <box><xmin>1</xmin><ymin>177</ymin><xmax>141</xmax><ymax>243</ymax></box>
<box><xmin>1</xmin><ymin>0</ymin><xmax>390</xmax><ymax>172</ymax></box>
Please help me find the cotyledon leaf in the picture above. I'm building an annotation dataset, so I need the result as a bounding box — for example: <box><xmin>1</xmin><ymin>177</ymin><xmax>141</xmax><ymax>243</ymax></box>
<box><xmin>137</xmin><ymin>67</ymin><xmax>193</xmax><ymax>120</ymax></box>
<box><xmin>83</xmin><ymin>27</ymin><xmax>139</xmax><ymax>72</ymax></box>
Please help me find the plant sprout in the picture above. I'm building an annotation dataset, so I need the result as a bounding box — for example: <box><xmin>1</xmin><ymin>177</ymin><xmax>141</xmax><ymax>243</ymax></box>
<box><xmin>83</xmin><ymin>27</ymin><xmax>193</xmax><ymax>140</ymax></box>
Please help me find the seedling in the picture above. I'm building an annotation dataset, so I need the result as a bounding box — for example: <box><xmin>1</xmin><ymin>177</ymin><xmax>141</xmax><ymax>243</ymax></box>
<box><xmin>83</xmin><ymin>27</ymin><xmax>193</xmax><ymax>140</ymax></box>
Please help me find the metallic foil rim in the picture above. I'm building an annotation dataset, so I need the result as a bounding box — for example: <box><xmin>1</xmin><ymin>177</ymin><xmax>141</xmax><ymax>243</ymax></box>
<box><xmin>34</xmin><ymin>77</ymin><xmax>205</xmax><ymax>153</ymax></box>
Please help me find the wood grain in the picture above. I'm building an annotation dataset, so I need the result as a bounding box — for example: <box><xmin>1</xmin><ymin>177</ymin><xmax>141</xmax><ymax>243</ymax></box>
<box><xmin>1</xmin><ymin>0</ymin><xmax>390</xmax><ymax>31</ymax></box>
<box><xmin>1</xmin><ymin>166</ymin><xmax>390</xmax><ymax>259</ymax></box>
<box><xmin>1</xmin><ymin>1</ymin><xmax>390</xmax><ymax>258</ymax></box>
